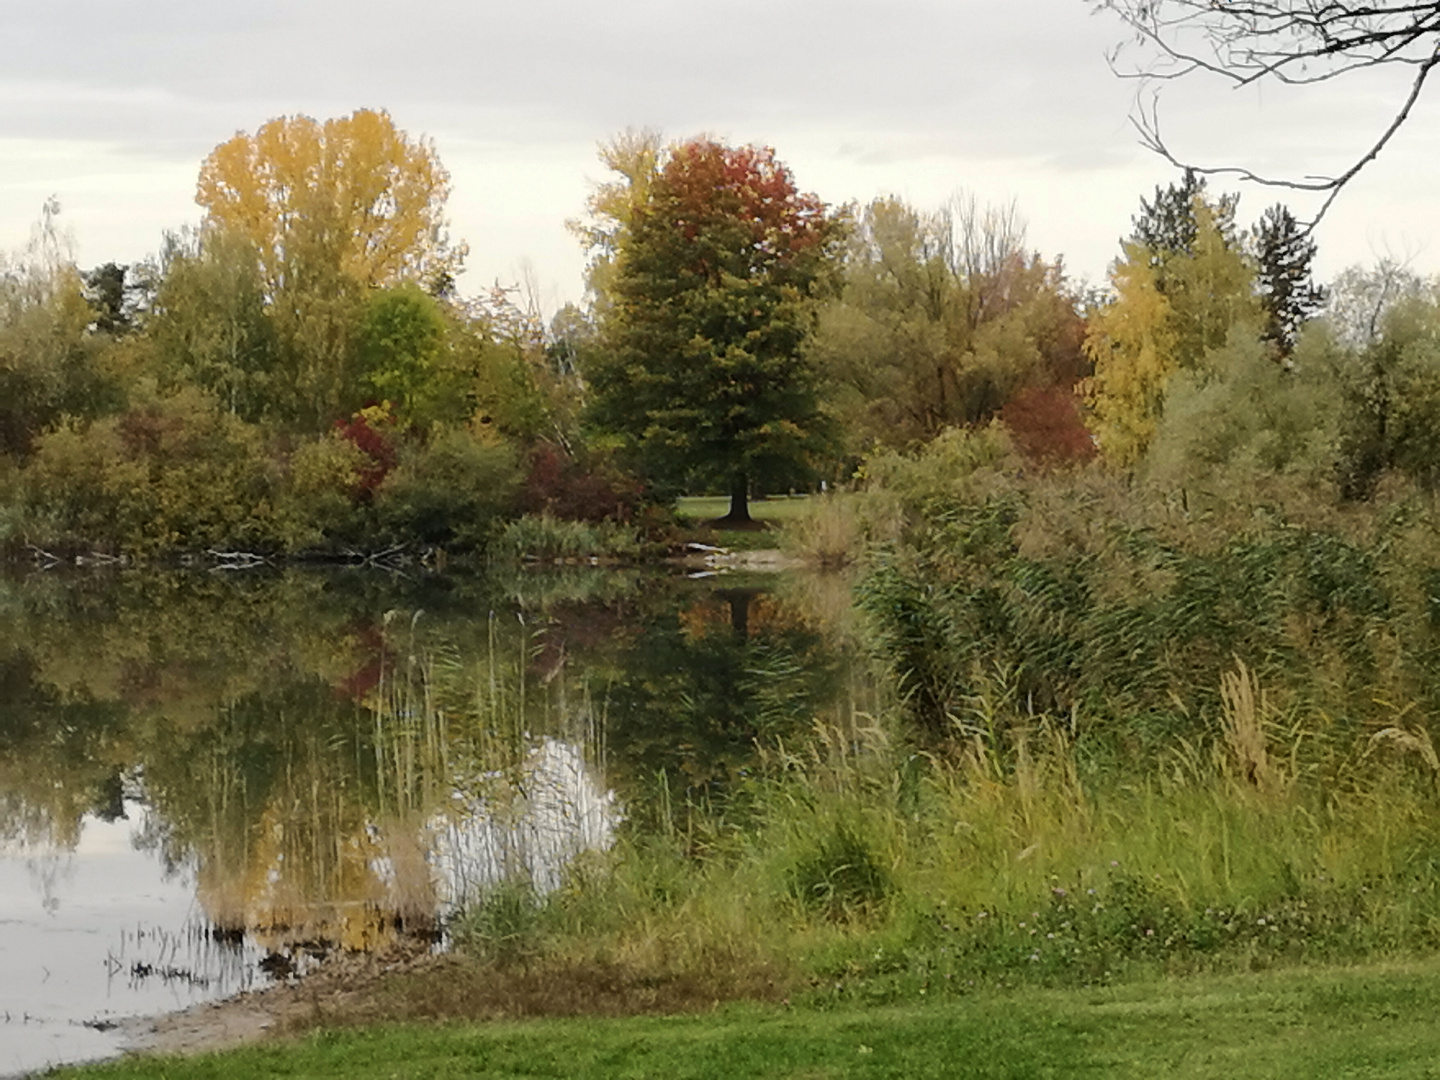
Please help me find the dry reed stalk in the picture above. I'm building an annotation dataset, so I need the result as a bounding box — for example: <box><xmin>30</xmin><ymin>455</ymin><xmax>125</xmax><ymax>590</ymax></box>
<box><xmin>1368</xmin><ymin>725</ymin><xmax>1440</xmax><ymax>774</ymax></box>
<box><xmin>1220</xmin><ymin>659</ymin><xmax>1276</xmax><ymax>793</ymax></box>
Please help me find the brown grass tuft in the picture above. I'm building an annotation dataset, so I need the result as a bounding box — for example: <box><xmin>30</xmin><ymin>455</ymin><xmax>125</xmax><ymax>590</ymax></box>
<box><xmin>1220</xmin><ymin>659</ymin><xmax>1277</xmax><ymax>794</ymax></box>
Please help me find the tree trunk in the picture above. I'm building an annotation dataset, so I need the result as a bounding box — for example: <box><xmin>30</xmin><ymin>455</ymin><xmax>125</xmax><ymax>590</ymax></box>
<box><xmin>726</xmin><ymin>471</ymin><xmax>752</xmax><ymax>524</ymax></box>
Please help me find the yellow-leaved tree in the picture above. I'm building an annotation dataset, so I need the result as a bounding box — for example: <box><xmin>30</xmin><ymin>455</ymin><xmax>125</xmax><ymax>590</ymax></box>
<box><xmin>1082</xmin><ymin>243</ymin><xmax>1175</xmax><ymax>465</ymax></box>
<box><xmin>1084</xmin><ymin>195</ymin><xmax>1258</xmax><ymax>466</ymax></box>
<box><xmin>196</xmin><ymin>108</ymin><xmax>463</xmax><ymax>294</ymax></box>
<box><xmin>193</xmin><ymin>109</ymin><xmax>466</xmax><ymax>428</ymax></box>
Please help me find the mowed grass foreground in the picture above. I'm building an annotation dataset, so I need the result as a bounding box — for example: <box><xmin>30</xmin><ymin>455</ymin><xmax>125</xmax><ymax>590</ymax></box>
<box><xmin>61</xmin><ymin>960</ymin><xmax>1440</xmax><ymax>1079</ymax></box>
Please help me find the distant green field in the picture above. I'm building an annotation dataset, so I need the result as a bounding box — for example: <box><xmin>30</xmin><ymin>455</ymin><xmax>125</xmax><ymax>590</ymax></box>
<box><xmin>65</xmin><ymin>960</ymin><xmax>1440</xmax><ymax>1078</ymax></box>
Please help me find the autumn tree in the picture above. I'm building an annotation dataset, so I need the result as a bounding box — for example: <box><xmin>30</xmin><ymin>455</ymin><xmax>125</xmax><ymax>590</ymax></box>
<box><xmin>583</xmin><ymin>137</ymin><xmax>843</xmax><ymax>523</ymax></box>
<box><xmin>194</xmin><ymin>109</ymin><xmax>465</xmax><ymax>428</ymax></box>
<box><xmin>808</xmin><ymin>196</ymin><xmax>1087</xmax><ymax>452</ymax></box>
<box><xmin>196</xmin><ymin>108</ymin><xmax>462</xmax><ymax>294</ymax></box>
<box><xmin>1085</xmin><ymin>190</ymin><xmax>1259</xmax><ymax>464</ymax></box>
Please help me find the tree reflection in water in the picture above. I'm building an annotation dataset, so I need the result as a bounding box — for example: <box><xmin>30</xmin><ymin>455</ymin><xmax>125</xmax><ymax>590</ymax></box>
<box><xmin>0</xmin><ymin>566</ymin><xmax>861</xmax><ymax>957</ymax></box>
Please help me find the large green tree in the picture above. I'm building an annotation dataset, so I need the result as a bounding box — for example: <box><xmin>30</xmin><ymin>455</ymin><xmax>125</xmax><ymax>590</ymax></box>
<box><xmin>584</xmin><ymin>138</ymin><xmax>843</xmax><ymax>523</ymax></box>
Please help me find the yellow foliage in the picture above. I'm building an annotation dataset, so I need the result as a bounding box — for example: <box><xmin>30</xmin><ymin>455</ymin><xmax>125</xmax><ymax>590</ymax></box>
<box><xmin>196</xmin><ymin>108</ymin><xmax>464</xmax><ymax>293</ymax></box>
<box><xmin>1083</xmin><ymin>242</ymin><xmax>1176</xmax><ymax>466</ymax></box>
<box><xmin>1083</xmin><ymin>199</ymin><xmax>1259</xmax><ymax>467</ymax></box>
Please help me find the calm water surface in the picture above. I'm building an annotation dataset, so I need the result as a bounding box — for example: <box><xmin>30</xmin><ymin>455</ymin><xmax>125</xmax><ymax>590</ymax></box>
<box><xmin>0</xmin><ymin>565</ymin><xmax>862</xmax><ymax>1075</ymax></box>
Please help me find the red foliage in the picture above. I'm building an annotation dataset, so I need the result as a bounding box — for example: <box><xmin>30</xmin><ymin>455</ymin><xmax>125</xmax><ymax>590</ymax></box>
<box><xmin>518</xmin><ymin>441</ymin><xmax>643</xmax><ymax>523</ymax></box>
<box><xmin>334</xmin><ymin>404</ymin><xmax>398</xmax><ymax>498</ymax></box>
<box><xmin>658</xmin><ymin>140</ymin><xmax>830</xmax><ymax>264</ymax></box>
<box><xmin>1001</xmin><ymin>383</ymin><xmax>1097</xmax><ymax>466</ymax></box>
<box><xmin>335</xmin><ymin>621</ymin><xmax>390</xmax><ymax>703</ymax></box>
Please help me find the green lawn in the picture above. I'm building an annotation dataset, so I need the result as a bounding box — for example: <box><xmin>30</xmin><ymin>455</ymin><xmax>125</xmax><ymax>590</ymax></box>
<box><xmin>63</xmin><ymin>960</ymin><xmax>1440</xmax><ymax>1078</ymax></box>
<box><xmin>674</xmin><ymin>495</ymin><xmax>818</xmax><ymax>524</ymax></box>
<box><xmin>675</xmin><ymin>494</ymin><xmax>828</xmax><ymax>551</ymax></box>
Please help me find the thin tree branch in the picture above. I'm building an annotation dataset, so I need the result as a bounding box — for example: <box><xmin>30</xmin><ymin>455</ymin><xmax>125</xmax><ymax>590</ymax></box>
<box><xmin>1095</xmin><ymin>0</ymin><xmax>1440</xmax><ymax>224</ymax></box>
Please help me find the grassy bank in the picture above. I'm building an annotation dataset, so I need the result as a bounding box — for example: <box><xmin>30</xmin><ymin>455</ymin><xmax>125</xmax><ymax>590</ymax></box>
<box><xmin>63</xmin><ymin>959</ymin><xmax>1440</xmax><ymax>1078</ymax></box>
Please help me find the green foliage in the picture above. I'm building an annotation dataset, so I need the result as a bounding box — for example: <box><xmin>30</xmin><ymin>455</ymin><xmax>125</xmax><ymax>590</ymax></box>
<box><xmin>267</xmin><ymin>256</ymin><xmax>369</xmax><ymax>430</ymax></box>
<box><xmin>146</xmin><ymin>228</ymin><xmax>279</xmax><ymax>422</ymax></box>
<box><xmin>356</xmin><ymin>283</ymin><xmax>456</xmax><ymax>424</ymax></box>
<box><xmin>81</xmin><ymin>262</ymin><xmax>136</xmax><ymax>336</ymax></box>
<box><xmin>451</xmin><ymin>879</ymin><xmax>545</xmax><ymax>965</ymax></box>
<box><xmin>785</xmin><ymin>814</ymin><xmax>892</xmax><ymax>919</ymax></box>
<box><xmin>1254</xmin><ymin>203</ymin><xmax>1326</xmax><ymax>357</ymax></box>
<box><xmin>1145</xmin><ymin>329</ymin><xmax>1342</xmax><ymax>492</ymax></box>
<box><xmin>809</xmin><ymin>197</ymin><xmax>1087</xmax><ymax>451</ymax></box>
<box><xmin>372</xmin><ymin>426</ymin><xmax>520</xmax><ymax>549</ymax></box>
<box><xmin>1325</xmin><ymin>258</ymin><xmax>1425</xmax><ymax>352</ymax></box>
<box><xmin>1334</xmin><ymin>289</ymin><xmax>1440</xmax><ymax>500</ymax></box>
<box><xmin>274</xmin><ymin>432</ymin><xmax>371</xmax><ymax>549</ymax></box>
<box><xmin>466</xmin><ymin>336</ymin><xmax>553</xmax><ymax>443</ymax></box>
<box><xmin>585</xmin><ymin>137</ymin><xmax>844</xmax><ymax>513</ymax></box>
<box><xmin>851</xmin><ymin>436</ymin><xmax>1440</xmax><ymax>743</ymax></box>
<box><xmin>0</xmin><ymin>205</ymin><xmax>121</xmax><ymax>456</ymax></box>
<box><xmin>22</xmin><ymin>383</ymin><xmax>278</xmax><ymax>555</ymax></box>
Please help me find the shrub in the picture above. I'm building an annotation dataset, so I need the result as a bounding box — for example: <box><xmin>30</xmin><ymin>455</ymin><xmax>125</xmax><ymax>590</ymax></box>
<box><xmin>518</xmin><ymin>442</ymin><xmax>643</xmax><ymax>524</ymax></box>
<box><xmin>373</xmin><ymin>426</ymin><xmax>520</xmax><ymax>550</ymax></box>
<box><xmin>272</xmin><ymin>432</ymin><xmax>371</xmax><ymax>551</ymax></box>
<box><xmin>23</xmin><ymin>383</ymin><xmax>277</xmax><ymax>555</ymax></box>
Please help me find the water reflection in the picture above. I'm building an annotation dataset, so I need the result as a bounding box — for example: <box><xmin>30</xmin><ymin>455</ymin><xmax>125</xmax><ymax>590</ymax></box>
<box><xmin>0</xmin><ymin>565</ymin><xmax>863</xmax><ymax>1074</ymax></box>
<box><xmin>0</xmin><ymin>801</ymin><xmax>265</xmax><ymax>1077</ymax></box>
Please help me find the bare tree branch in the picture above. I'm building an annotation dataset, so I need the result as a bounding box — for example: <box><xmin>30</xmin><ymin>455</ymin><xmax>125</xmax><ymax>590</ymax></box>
<box><xmin>1095</xmin><ymin>1</ymin><xmax>1440</xmax><ymax>225</ymax></box>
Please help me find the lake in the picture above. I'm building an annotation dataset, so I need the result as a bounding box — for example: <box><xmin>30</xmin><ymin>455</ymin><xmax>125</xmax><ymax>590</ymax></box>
<box><xmin>0</xmin><ymin>562</ymin><xmax>865</xmax><ymax>1076</ymax></box>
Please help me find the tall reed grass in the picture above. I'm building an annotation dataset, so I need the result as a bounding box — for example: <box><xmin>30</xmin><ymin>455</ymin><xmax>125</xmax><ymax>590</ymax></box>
<box><xmin>446</xmin><ymin>653</ymin><xmax>1440</xmax><ymax>1004</ymax></box>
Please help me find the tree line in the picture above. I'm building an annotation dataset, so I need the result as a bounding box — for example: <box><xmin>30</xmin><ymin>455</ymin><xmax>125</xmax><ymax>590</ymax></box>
<box><xmin>0</xmin><ymin>107</ymin><xmax>1431</xmax><ymax>559</ymax></box>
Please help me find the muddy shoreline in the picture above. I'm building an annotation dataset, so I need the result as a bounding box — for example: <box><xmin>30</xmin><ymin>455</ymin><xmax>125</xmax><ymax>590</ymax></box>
<box><xmin>116</xmin><ymin>946</ymin><xmax>438</xmax><ymax>1062</ymax></box>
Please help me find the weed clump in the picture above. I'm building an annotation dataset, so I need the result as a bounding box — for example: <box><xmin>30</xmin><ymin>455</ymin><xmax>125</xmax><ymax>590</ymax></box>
<box><xmin>785</xmin><ymin>817</ymin><xmax>891</xmax><ymax>919</ymax></box>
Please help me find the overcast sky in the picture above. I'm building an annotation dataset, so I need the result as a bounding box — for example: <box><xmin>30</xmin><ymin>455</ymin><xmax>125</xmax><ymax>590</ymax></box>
<box><xmin>4</xmin><ymin>0</ymin><xmax>1438</xmax><ymax>316</ymax></box>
